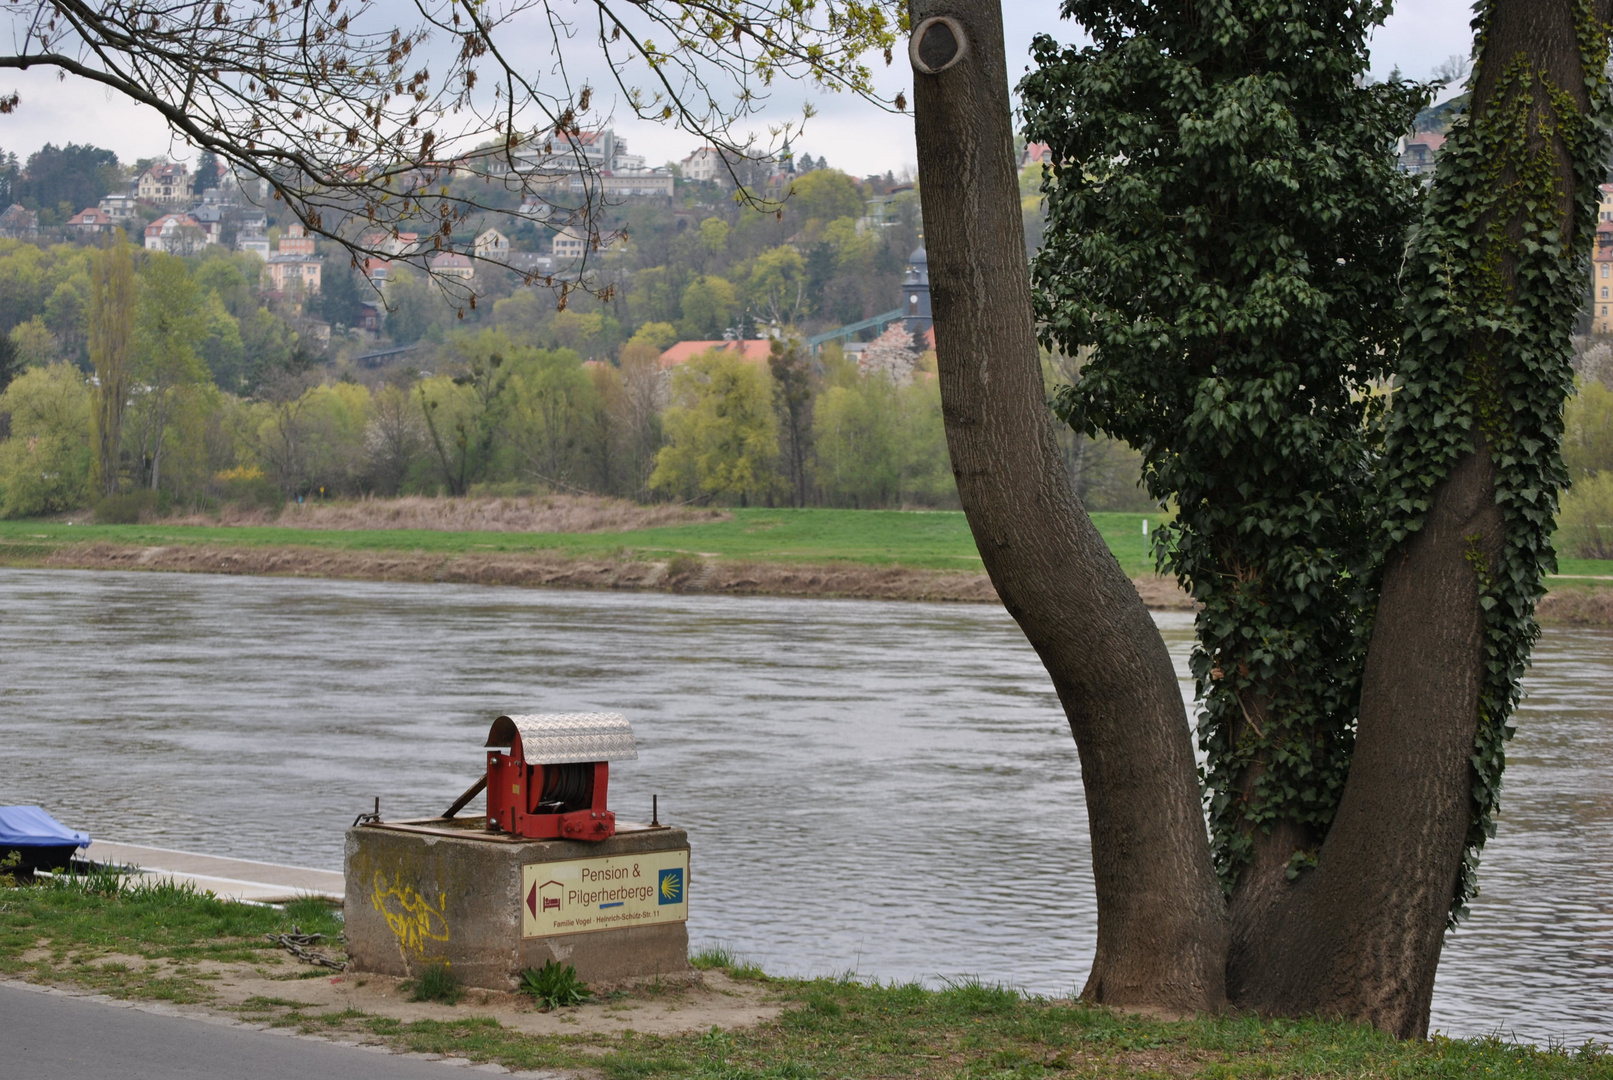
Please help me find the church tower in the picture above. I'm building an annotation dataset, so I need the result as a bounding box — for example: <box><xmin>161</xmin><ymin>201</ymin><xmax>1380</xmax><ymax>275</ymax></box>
<box><xmin>902</xmin><ymin>243</ymin><xmax>931</xmax><ymax>335</ymax></box>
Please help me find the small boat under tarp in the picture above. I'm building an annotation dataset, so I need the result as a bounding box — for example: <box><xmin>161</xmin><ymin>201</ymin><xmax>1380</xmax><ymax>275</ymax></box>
<box><xmin>0</xmin><ymin>806</ymin><xmax>91</xmax><ymax>879</ymax></box>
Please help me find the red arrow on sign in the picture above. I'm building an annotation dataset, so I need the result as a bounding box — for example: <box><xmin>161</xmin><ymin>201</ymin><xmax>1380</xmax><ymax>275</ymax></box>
<box><xmin>527</xmin><ymin>881</ymin><xmax>537</xmax><ymax>918</ymax></box>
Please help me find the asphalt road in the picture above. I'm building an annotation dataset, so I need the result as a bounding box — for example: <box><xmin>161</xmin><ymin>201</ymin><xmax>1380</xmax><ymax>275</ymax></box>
<box><xmin>0</xmin><ymin>982</ymin><xmax>558</xmax><ymax>1080</ymax></box>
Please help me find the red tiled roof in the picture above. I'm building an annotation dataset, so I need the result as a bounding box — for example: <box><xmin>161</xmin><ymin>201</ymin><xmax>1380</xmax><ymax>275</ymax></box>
<box><xmin>658</xmin><ymin>339</ymin><xmax>775</xmax><ymax>367</ymax></box>
<box><xmin>143</xmin><ymin>213</ymin><xmax>199</xmax><ymax>236</ymax></box>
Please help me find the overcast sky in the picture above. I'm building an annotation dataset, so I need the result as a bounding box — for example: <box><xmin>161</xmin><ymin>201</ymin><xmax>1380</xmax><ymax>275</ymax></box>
<box><xmin>0</xmin><ymin>1</ymin><xmax>1477</xmax><ymax>177</ymax></box>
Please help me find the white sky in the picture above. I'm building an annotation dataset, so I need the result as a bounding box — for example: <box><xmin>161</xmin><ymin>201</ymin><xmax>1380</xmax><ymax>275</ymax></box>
<box><xmin>0</xmin><ymin>1</ymin><xmax>1477</xmax><ymax>176</ymax></box>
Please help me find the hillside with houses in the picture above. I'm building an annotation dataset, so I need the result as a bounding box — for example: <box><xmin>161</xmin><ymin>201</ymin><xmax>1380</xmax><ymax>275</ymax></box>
<box><xmin>2</xmin><ymin>113</ymin><xmax>1610</xmax><ymax>526</ymax></box>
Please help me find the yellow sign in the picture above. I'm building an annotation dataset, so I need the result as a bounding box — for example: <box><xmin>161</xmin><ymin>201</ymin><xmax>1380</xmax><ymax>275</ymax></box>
<box><xmin>521</xmin><ymin>849</ymin><xmax>690</xmax><ymax>938</ymax></box>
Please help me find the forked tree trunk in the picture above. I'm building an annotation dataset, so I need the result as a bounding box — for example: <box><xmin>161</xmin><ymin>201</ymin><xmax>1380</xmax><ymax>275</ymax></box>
<box><xmin>1228</xmin><ymin>0</ymin><xmax>1609</xmax><ymax>1038</ymax></box>
<box><xmin>908</xmin><ymin>0</ymin><xmax>1227</xmax><ymax>1014</ymax></box>
<box><xmin>909</xmin><ymin>0</ymin><xmax>1607</xmax><ymax>1036</ymax></box>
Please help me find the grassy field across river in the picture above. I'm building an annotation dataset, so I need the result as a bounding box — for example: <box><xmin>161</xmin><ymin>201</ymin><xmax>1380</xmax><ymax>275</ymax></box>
<box><xmin>0</xmin><ymin>506</ymin><xmax>1609</xmax><ymax>612</ymax></box>
<box><xmin>2</xmin><ymin>871</ymin><xmax>1607</xmax><ymax>1079</ymax></box>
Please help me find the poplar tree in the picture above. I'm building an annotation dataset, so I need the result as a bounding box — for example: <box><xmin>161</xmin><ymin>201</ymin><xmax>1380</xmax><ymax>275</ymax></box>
<box><xmin>88</xmin><ymin>231</ymin><xmax>135</xmax><ymax>497</ymax></box>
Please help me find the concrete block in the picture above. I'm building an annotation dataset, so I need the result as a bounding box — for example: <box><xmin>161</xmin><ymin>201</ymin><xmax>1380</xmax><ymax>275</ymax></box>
<box><xmin>344</xmin><ymin>819</ymin><xmax>690</xmax><ymax>990</ymax></box>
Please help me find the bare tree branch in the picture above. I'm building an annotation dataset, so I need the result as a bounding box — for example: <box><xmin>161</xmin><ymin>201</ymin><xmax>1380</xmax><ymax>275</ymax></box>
<box><xmin>2</xmin><ymin>0</ymin><xmax>904</xmax><ymax>308</ymax></box>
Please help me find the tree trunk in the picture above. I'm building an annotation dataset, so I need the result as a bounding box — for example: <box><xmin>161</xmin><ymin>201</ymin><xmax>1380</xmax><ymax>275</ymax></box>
<box><xmin>1227</xmin><ymin>0</ymin><xmax>1606</xmax><ymax>1037</ymax></box>
<box><xmin>90</xmin><ymin>237</ymin><xmax>135</xmax><ymax>498</ymax></box>
<box><xmin>908</xmin><ymin>0</ymin><xmax>1227</xmax><ymax>1014</ymax></box>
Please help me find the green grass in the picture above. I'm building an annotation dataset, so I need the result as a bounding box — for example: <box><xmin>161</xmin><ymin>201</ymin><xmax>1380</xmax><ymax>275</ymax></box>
<box><xmin>0</xmin><ymin>868</ymin><xmax>343</xmax><ymax>1002</ymax></box>
<box><xmin>365</xmin><ymin>973</ymin><xmax>1612</xmax><ymax>1080</ymax></box>
<box><xmin>0</xmin><ymin>509</ymin><xmax>1172</xmax><ymax>578</ymax></box>
<box><xmin>4</xmin><ymin>510</ymin><xmax>1611</xmax><ymax>592</ymax></box>
<box><xmin>2</xmin><ymin>876</ymin><xmax>1606</xmax><ymax>1077</ymax></box>
<box><xmin>691</xmin><ymin>944</ymin><xmax>768</xmax><ymax>981</ymax></box>
<box><xmin>1550</xmin><ymin>558</ymin><xmax>1613</xmax><ymax>588</ymax></box>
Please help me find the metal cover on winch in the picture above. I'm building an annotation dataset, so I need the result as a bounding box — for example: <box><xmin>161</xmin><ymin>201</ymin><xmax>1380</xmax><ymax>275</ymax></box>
<box><xmin>484</xmin><ymin>713</ymin><xmax>638</xmax><ymax>763</ymax></box>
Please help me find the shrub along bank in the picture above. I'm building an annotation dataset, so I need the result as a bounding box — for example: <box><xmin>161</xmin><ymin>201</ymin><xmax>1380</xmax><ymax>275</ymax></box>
<box><xmin>1</xmin><ymin>872</ymin><xmax>1606</xmax><ymax>1078</ymax></box>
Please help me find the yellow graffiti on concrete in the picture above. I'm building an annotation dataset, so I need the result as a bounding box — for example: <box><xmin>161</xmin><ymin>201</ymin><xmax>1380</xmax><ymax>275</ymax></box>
<box><xmin>371</xmin><ymin>870</ymin><xmax>450</xmax><ymax>955</ymax></box>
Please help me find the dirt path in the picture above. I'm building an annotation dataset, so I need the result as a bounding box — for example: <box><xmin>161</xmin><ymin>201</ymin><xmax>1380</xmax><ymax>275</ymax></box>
<box><xmin>10</xmin><ymin>949</ymin><xmax>780</xmax><ymax>1039</ymax></box>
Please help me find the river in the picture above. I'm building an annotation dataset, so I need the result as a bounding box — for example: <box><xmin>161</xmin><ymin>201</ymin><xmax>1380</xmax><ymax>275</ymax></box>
<box><xmin>0</xmin><ymin>568</ymin><xmax>1607</xmax><ymax>1044</ymax></box>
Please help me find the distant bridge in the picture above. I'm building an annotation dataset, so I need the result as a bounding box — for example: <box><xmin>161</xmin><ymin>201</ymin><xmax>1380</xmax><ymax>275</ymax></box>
<box><xmin>351</xmin><ymin>343</ymin><xmax>422</xmax><ymax>368</ymax></box>
<box><xmin>805</xmin><ymin>308</ymin><xmax>905</xmax><ymax>353</ymax></box>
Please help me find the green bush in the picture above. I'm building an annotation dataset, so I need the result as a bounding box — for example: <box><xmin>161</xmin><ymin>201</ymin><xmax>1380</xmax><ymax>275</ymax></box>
<box><xmin>0</xmin><ymin>432</ymin><xmax>92</xmax><ymax>519</ymax></box>
<box><xmin>1558</xmin><ymin>471</ymin><xmax>1613</xmax><ymax>558</ymax></box>
<box><xmin>520</xmin><ymin>960</ymin><xmax>591</xmax><ymax>1009</ymax></box>
<box><xmin>213</xmin><ymin>465</ymin><xmax>283</xmax><ymax>511</ymax></box>
<box><xmin>94</xmin><ymin>490</ymin><xmax>159</xmax><ymax>524</ymax></box>
<box><xmin>0</xmin><ymin>363</ymin><xmax>94</xmax><ymax>519</ymax></box>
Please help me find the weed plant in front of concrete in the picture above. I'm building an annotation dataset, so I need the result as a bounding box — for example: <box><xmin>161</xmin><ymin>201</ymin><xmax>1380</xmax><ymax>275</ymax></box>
<box><xmin>407</xmin><ymin>961</ymin><xmax>463</xmax><ymax>1005</ymax></box>
<box><xmin>518</xmin><ymin>960</ymin><xmax>590</xmax><ymax>1010</ymax></box>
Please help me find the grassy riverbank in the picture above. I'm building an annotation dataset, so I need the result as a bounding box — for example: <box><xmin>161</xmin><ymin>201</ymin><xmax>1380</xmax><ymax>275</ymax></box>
<box><xmin>1</xmin><ymin>872</ymin><xmax>1605</xmax><ymax>1078</ymax></box>
<box><xmin>0</xmin><ymin>508</ymin><xmax>1161</xmax><ymax>574</ymax></box>
<box><xmin>0</xmin><ymin>508</ymin><xmax>1185</xmax><ymax>606</ymax></box>
<box><xmin>0</xmin><ymin>505</ymin><xmax>1608</xmax><ymax>614</ymax></box>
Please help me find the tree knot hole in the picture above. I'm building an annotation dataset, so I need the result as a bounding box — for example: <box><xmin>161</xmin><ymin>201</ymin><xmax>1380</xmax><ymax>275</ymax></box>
<box><xmin>911</xmin><ymin>16</ymin><xmax>967</xmax><ymax>75</ymax></box>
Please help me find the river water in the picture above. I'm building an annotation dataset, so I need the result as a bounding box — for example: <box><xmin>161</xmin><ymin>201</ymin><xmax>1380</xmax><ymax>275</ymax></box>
<box><xmin>1</xmin><ymin>568</ymin><xmax>1608</xmax><ymax>1044</ymax></box>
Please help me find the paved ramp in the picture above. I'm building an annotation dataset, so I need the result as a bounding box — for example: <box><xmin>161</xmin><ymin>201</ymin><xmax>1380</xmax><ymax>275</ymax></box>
<box><xmin>78</xmin><ymin>841</ymin><xmax>343</xmax><ymax>904</ymax></box>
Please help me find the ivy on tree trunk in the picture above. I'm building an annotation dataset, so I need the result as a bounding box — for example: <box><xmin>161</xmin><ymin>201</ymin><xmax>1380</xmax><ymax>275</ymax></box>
<box><xmin>910</xmin><ymin>0</ymin><xmax>1612</xmax><ymax>1038</ymax></box>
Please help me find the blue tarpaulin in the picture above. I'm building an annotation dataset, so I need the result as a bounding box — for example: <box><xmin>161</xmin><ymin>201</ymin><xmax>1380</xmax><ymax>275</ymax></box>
<box><xmin>0</xmin><ymin>806</ymin><xmax>90</xmax><ymax>849</ymax></box>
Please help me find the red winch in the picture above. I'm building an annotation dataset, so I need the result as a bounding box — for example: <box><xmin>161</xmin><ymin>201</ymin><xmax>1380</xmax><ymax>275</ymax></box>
<box><xmin>481</xmin><ymin>713</ymin><xmax>638</xmax><ymax>842</ymax></box>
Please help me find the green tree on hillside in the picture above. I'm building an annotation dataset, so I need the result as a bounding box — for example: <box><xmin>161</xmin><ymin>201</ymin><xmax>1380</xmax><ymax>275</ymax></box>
<box><xmin>9</xmin><ymin>316</ymin><xmax>56</xmax><ymax>368</ymax></box>
<box><xmin>651</xmin><ymin>351</ymin><xmax>778</xmax><ymax>504</ymax></box>
<box><xmin>128</xmin><ymin>254</ymin><xmax>209</xmax><ymax>491</ymax></box>
<box><xmin>364</xmin><ymin>382</ymin><xmax>428</xmax><ymax>496</ymax></box>
<box><xmin>502</xmin><ymin>339</ymin><xmax>597</xmax><ymax>488</ymax></box>
<box><xmin>196</xmin><ymin>292</ymin><xmax>246</xmax><ymax>392</ymax></box>
<box><xmin>770</xmin><ymin>338</ymin><xmax>815</xmax><ymax>507</ymax></box>
<box><xmin>746</xmin><ymin>247</ymin><xmax>810</xmax><ymax>326</ymax></box>
<box><xmin>0</xmin><ymin>329</ymin><xmax>19</xmax><ymax>394</ymax></box>
<box><xmin>0</xmin><ymin>363</ymin><xmax>92</xmax><ymax>516</ymax></box>
<box><xmin>679</xmin><ymin>276</ymin><xmax>739</xmax><ymax>340</ymax></box>
<box><xmin>193</xmin><ymin>150</ymin><xmax>220</xmax><ymax>195</ymax></box>
<box><xmin>814</xmin><ymin>376</ymin><xmax>898</xmax><ymax>507</ymax></box>
<box><xmin>88</xmin><ymin>235</ymin><xmax>136</xmax><ymax>496</ymax></box>
<box><xmin>611</xmin><ymin>342</ymin><xmax>670</xmax><ymax>501</ymax></box>
<box><xmin>627</xmin><ymin>321</ymin><xmax>678</xmax><ymax>352</ymax></box>
<box><xmin>785</xmin><ymin>168</ymin><xmax>865</xmax><ymax>228</ymax></box>
<box><xmin>1562</xmin><ymin>379</ymin><xmax>1613</xmax><ymax>480</ymax></box>
<box><xmin>16</xmin><ymin>144</ymin><xmax>118</xmax><ymax>216</ymax></box>
<box><xmin>418</xmin><ymin>334</ymin><xmax>513</xmax><ymax>496</ymax></box>
<box><xmin>193</xmin><ymin>256</ymin><xmax>257</xmax><ymax>320</ymax></box>
<box><xmin>43</xmin><ymin>275</ymin><xmax>90</xmax><ymax>367</ymax></box>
